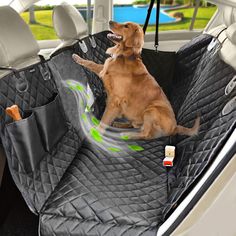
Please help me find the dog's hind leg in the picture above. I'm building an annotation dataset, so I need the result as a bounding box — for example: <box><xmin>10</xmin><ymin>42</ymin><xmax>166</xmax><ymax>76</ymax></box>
<box><xmin>121</xmin><ymin>112</ymin><xmax>163</xmax><ymax>140</ymax></box>
<box><xmin>72</xmin><ymin>54</ymin><xmax>104</xmax><ymax>76</ymax></box>
<box><xmin>112</xmin><ymin>121</ymin><xmax>133</xmax><ymax>128</ymax></box>
<box><xmin>97</xmin><ymin>99</ymin><xmax>122</xmax><ymax>132</ymax></box>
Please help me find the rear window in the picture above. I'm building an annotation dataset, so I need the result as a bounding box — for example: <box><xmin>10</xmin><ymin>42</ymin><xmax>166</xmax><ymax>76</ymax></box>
<box><xmin>19</xmin><ymin>0</ymin><xmax>216</xmax><ymax>40</ymax></box>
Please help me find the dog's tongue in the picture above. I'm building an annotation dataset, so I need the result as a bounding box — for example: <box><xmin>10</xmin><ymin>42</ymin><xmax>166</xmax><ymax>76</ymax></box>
<box><xmin>107</xmin><ymin>33</ymin><xmax>122</xmax><ymax>41</ymax></box>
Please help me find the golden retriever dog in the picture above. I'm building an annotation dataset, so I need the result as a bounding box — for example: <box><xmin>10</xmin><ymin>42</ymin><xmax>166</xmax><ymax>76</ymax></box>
<box><xmin>72</xmin><ymin>21</ymin><xmax>199</xmax><ymax>139</ymax></box>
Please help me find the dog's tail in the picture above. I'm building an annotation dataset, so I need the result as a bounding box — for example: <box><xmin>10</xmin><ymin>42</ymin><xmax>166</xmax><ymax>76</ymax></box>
<box><xmin>175</xmin><ymin>116</ymin><xmax>200</xmax><ymax>136</ymax></box>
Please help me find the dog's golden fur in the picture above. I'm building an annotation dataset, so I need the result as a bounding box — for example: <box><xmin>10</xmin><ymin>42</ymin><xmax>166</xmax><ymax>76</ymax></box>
<box><xmin>73</xmin><ymin>21</ymin><xmax>199</xmax><ymax>139</ymax></box>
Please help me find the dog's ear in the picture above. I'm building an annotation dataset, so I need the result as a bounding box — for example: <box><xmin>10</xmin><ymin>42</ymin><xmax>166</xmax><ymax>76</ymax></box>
<box><xmin>125</xmin><ymin>28</ymin><xmax>144</xmax><ymax>54</ymax></box>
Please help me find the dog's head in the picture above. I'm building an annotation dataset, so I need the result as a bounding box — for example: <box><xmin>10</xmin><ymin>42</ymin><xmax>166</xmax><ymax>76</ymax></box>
<box><xmin>107</xmin><ymin>21</ymin><xmax>144</xmax><ymax>56</ymax></box>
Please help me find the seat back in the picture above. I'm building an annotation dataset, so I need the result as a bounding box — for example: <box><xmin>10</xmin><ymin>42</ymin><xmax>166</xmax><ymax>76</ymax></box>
<box><xmin>0</xmin><ymin>6</ymin><xmax>40</xmax><ymax>78</ymax></box>
<box><xmin>205</xmin><ymin>3</ymin><xmax>236</xmax><ymax>37</ymax></box>
<box><xmin>220</xmin><ymin>23</ymin><xmax>236</xmax><ymax>69</ymax></box>
<box><xmin>52</xmin><ymin>3</ymin><xmax>88</xmax><ymax>54</ymax></box>
<box><xmin>163</xmin><ymin>17</ymin><xmax>236</xmax><ymax>218</ymax></box>
<box><xmin>0</xmin><ymin>6</ymin><xmax>81</xmax><ymax>212</ymax></box>
<box><xmin>50</xmin><ymin>4</ymin><xmax>114</xmax><ymax>120</ymax></box>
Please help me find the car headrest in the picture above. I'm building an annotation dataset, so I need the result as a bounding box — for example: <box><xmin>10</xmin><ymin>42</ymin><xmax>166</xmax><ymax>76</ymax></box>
<box><xmin>226</xmin><ymin>22</ymin><xmax>236</xmax><ymax>44</ymax></box>
<box><xmin>53</xmin><ymin>3</ymin><xmax>88</xmax><ymax>41</ymax></box>
<box><xmin>220</xmin><ymin>22</ymin><xmax>236</xmax><ymax>70</ymax></box>
<box><xmin>0</xmin><ymin>6</ymin><xmax>39</xmax><ymax>68</ymax></box>
<box><xmin>223</xmin><ymin>6</ymin><xmax>236</xmax><ymax>26</ymax></box>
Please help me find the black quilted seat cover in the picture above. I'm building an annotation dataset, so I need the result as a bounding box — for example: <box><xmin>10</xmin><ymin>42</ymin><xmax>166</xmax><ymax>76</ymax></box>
<box><xmin>0</xmin><ymin>31</ymin><xmax>235</xmax><ymax>236</ymax></box>
<box><xmin>50</xmin><ymin>31</ymin><xmax>114</xmax><ymax>119</ymax></box>
<box><xmin>40</xmin><ymin>138</ymin><xmax>168</xmax><ymax>235</ymax></box>
<box><xmin>0</xmin><ymin>63</ymin><xmax>82</xmax><ymax>212</ymax></box>
<box><xmin>163</xmin><ymin>40</ymin><xmax>236</xmax><ymax>217</ymax></box>
<box><xmin>38</xmin><ymin>33</ymin><xmax>236</xmax><ymax>235</ymax></box>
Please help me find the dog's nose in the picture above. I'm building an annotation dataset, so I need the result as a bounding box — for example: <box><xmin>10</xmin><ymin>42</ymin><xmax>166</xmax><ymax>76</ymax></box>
<box><xmin>109</xmin><ymin>21</ymin><xmax>115</xmax><ymax>26</ymax></box>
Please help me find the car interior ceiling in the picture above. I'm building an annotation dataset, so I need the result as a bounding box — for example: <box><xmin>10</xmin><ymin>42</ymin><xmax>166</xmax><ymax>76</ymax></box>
<box><xmin>0</xmin><ymin>1</ymin><xmax>235</xmax><ymax>236</ymax></box>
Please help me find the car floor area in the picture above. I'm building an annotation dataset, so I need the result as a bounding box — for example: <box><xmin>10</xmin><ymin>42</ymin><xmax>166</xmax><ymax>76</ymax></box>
<box><xmin>0</xmin><ymin>167</ymin><xmax>38</xmax><ymax>236</ymax></box>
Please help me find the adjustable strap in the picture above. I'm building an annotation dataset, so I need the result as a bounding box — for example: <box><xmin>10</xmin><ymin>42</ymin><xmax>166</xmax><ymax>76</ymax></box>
<box><xmin>143</xmin><ymin>0</ymin><xmax>155</xmax><ymax>34</ymax></box>
<box><xmin>39</xmin><ymin>55</ymin><xmax>52</xmax><ymax>81</ymax></box>
<box><xmin>207</xmin><ymin>27</ymin><xmax>227</xmax><ymax>52</ymax></box>
<box><xmin>155</xmin><ymin>0</ymin><xmax>160</xmax><ymax>49</ymax></box>
<box><xmin>0</xmin><ymin>66</ymin><xmax>28</xmax><ymax>93</ymax></box>
<box><xmin>0</xmin><ymin>66</ymin><xmax>20</xmax><ymax>77</ymax></box>
<box><xmin>143</xmin><ymin>0</ymin><xmax>160</xmax><ymax>50</ymax></box>
<box><xmin>0</xmin><ymin>66</ymin><xmax>15</xmax><ymax>71</ymax></box>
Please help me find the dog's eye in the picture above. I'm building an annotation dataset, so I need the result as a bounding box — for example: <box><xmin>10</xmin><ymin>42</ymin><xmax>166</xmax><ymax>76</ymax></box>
<box><xmin>124</xmin><ymin>24</ymin><xmax>129</xmax><ymax>28</ymax></box>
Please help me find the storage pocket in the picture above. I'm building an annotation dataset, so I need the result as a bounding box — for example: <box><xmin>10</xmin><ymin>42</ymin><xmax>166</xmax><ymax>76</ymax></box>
<box><xmin>6</xmin><ymin>112</ymin><xmax>45</xmax><ymax>173</ymax></box>
<box><xmin>32</xmin><ymin>94</ymin><xmax>68</xmax><ymax>152</ymax></box>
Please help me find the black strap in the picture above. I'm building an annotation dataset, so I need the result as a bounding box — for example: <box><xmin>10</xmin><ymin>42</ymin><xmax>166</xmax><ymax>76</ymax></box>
<box><xmin>143</xmin><ymin>0</ymin><xmax>160</xmax><ymax>50</ymax></box>
<box><xmin>143</xmin><ymin>0</ymin><xmax>155</xmax><ymax>34</ymax></box>
<box><xmin>155</xmin><ymin>0</ymin><xmax>160</xmax><ymax>49</ymax></box>
<box><xmin>0</xmin><ymin>66</ymin><xmax>20</xmax><ymax>77</ymax></box>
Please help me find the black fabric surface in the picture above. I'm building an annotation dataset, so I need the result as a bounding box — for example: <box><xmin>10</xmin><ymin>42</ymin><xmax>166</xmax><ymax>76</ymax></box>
<box><xmin>0</xmin><ymin>31</ymin><xmax>235</xmax><ymax>236</ymax></box>
<box><xmin>0</xmin><ymin>63</ymin><xmax>82</xmax><ymax>213</ymax></box>
<box><xmin>0</xmin><ymin>165</ymin><xmax>38</xmax><ymax>236</ymax></box>
<box><xmin>40</xmin><ymin>138</ymin><xmax>168</xmax><ymax>236</ymax></box>
<box><xmin>141</xmin><ymin>49</ymin><xmax>176</xmax><ymax>98</ymax></box>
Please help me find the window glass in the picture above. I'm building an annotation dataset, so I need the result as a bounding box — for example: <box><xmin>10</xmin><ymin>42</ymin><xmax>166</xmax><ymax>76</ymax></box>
<box><xmin>21</xmin><ymin>4</ymin><xmax>58</xmax><ymax>40</ymax></box>
<box><xmin>113</xmin><ymin>0</ymin><xmax>217</xmax><ymax>32</ymax></box>
<box><xmin>21</xmin><ymin>0</ymin><xmax>93</xmax><ymax>40</ymax></box>
<box><xmin>19</xmin><ymin>0</ymin><xmax>217</xmax><ymax>40</ymax></box>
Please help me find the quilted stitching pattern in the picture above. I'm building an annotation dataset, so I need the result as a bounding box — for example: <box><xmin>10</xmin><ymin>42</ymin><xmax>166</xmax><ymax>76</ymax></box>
<box><xmin>4</xmin><ymin>126</ymin><xmax>81</xmax><ymax>212</ymax></box>
<box><xmin>170</xmin><ymin>34</ymin><xmax>213</xmax><ymax>113</ymax></box>
<box><xmin>39</xmin><ymin>34</ymin><xmax>235</xmax><ymax>235</ymax></box>
<box><xmin>163</xmin><ymin>50</ymin><xmax>236</xmax><ymax>217</ymax></box>
<box><xmin>40</xmin><ymin>138</ymin><xmax>168</xmax><ymax>228</ymax></box>
<box><xmin>0</xmin><ymin>66</ymin><xmax>55</xmax><ymax>126</ymax></box>
<box><xmin>0</xmin><ymin>31</ymin><xmax>235</xmax><ymax>236</ymax></box>
<box><xmin>73</xmin><ymin>31</ymin><xmax>114</xmax><ymax>117</ymax></box>
<box><xmin>40</xmin><ymin>214</ymin><xmax>157</xmax><ymax>236</ymax></box>
<box><xmin>0</xmin><ymin>64</ymin><xmax>82</xmax><ymax>212</ymax></box>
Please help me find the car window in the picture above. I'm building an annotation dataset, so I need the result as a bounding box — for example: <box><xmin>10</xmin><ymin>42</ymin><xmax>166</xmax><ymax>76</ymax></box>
<box><xmin>21</xmin><ymin>4</ymin><xmax>58</xmax><ymax>40</ymax></box>
<box><xmin>19</xmin><ymin>0</ymin><xmax>217</xmax><ymax>41</ymax></box>
<box><xmin>114</xmin><ymin>0</ymin><xmax>216</xmax><ymax>32</ymax></box>
<box><xmin>20</xmin><ymin>0</ymin><xmax>93</xmax><ymax>40</ymax></box>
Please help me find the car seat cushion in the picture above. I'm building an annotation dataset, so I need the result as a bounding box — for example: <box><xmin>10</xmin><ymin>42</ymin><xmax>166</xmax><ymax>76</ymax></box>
<box><xmin>39</xmin><ymin>138</ymin><xmax>170</xmax><ymax>235</ymax></box>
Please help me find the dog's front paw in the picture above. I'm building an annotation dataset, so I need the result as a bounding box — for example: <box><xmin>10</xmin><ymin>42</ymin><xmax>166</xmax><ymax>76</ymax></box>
<box><xmin>72</xmin><ymin>54</ymin><xmax>84</xmax><ymax>65</ymax></box>
<box><xmin>106</xmin><ymin>46</ymin><xmax>116</xmax><ymax>56</ymax></box>
<box><xmin>97</xmin><ymin>124</ymin><xmax>106</xmax><ymax>135</ymax></box>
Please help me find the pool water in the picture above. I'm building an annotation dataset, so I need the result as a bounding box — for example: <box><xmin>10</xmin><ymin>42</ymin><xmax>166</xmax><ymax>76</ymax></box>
<box><xmin>114</xmin><ymin>5</ymin><xmax>176</xmax><ymax>25</ymax></box>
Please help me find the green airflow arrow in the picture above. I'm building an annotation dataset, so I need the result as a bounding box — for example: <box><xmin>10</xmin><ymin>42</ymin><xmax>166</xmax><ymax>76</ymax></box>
<box><xmin>90</xmin><ymin>128</ymin><xmax>103</xmax><ymax>142</ymax></box>
<box><xmin>128</xmin><ymin>145</ymin><xmax>144</xmax><ymax>151</ymax></box>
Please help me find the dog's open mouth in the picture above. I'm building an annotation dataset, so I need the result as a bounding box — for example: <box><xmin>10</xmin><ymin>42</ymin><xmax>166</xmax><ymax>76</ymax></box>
<box><xmin>107</xmin><ymin>33</ymin><xmax>123</xmax><ymax>42</ymax></box>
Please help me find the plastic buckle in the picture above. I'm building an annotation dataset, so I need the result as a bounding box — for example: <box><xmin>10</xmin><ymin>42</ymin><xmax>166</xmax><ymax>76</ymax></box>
<box><xmin>79</xmin><ymin>40</ymin><xmax>88</xmax><ymax>53</ymax></box>
<box><xmin>225</xmin><ymin>75</ymin><xmax>236</xmax><ymax>96</ymax></box>
<box><xmin>16</xmin><ymin>71</ymin><xmax>29</xmax><ymax>93</ymax></box>
<box><xmin>207</xmin><ymin>38</ymin><xmax>218</xmax><ymax>51</ymax></box>
<box><xmin>163</xmin><ymin>145</ymin><xmax>175</xmax><ymax>167</ymax></box>
<box><xmin>89</xmin><ymin>35</ymin><xmax>97</xmax><ymax>48</ymax></box>
<box><xmin>155</xmin><ymin>44</ymin><xmax>158</xmax><ymax>52</ymax></box>
<box><xmin>39</xmin><ymin>64</ymin><xmax>51</xmax><ymax>81</ymax></box>
<box><xmin>222</xmin><ymin>96</ymin><xmax>236</xmax><ymax>116</ymax></box>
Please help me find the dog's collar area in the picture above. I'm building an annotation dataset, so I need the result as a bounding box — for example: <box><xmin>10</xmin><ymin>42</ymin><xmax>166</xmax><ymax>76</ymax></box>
<box><xmin>116</xmin><ymin>53</ymin><xmax>141</xmax><ymax>60</ymax></box>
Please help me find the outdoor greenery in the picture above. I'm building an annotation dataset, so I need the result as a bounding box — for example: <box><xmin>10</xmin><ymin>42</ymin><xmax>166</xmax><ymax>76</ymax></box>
<box><xmin>133</xmin><ymin>0</ymin><xmax>213</xmax><ymax>6</ymax></box>
<box><xmin>21</xmin><ymin>6</ymin><xmax>217</xmax><ymax>40</ymax></box>
<box><xmin>154</xmin><ymin>6</ymin><xmax>216</xmax><ymax>31</ymax></box>
<box><xmin>21</xmin><ymin>10</ymin><xmax>57</xmax><ymax>39</ymax></box>
<box><xmin>133</xmin><ymin>0</ymin><xmax>150</xmax><ymax>4</ymax></box>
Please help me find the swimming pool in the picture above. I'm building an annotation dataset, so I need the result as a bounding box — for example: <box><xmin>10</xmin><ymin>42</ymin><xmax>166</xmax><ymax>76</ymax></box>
<box><xmin>113</xmin><ymin>5</ymin><xmax>176</xmax><ymax>25</ymax></box>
